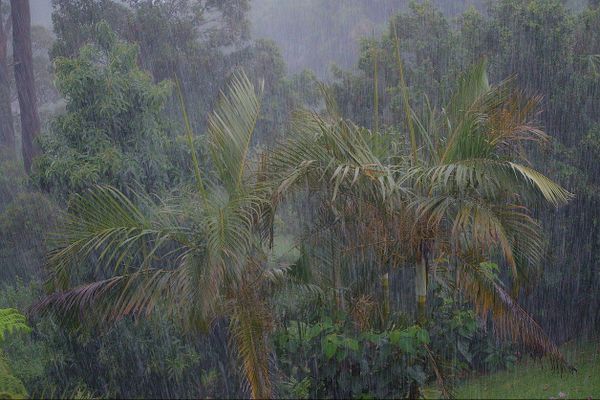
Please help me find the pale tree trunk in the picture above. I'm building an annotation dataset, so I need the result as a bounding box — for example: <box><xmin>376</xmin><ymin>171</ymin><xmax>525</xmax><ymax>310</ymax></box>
<box><xmin>0</xmin><ymin>0</ymin><xmax>14</xmax><ymax>157</ymax></box>
<box><xmin>415</xmin><ymin>242</ymin><xmax>430</xmax><ymax>324</ymax></box>
<box><xmin>11</xmin><ymin>0</ymin><xmax>39</xmax><ymax>173</ymax></box>
<box><xmin>415</xmin><ymin>258</ymin><xmax>427</xmax><ymax>324</ymax></box>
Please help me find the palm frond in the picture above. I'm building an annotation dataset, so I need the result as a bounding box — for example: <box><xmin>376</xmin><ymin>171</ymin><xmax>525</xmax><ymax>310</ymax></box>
<box><xmin>316</xmin><ymin>82</ymin><xmax>341</xmax><ymax>119</ymax></box>
<box><xmin>229</xmin><ymin>284</ymin><xmax>273</xmax><ymax>399</ymax></box>
<box><xmin>269</xmin><ymin>110</ymin><xmax>395</xmax><ymax>203</ymax></box>
<box><xmin>411</xmin><ymin>171</ymin><xmax>547</xmax><ymax>285</ymax></box>
<box><xmin>508</xmin><ymin>163</ymin><xmax>573</xmax><ymax>207</ymax></box>
<box><xmin>441</xmin><ymin>60</ymin><xmax>539</xmax><ymax>164</ymax></box>
<box><xmin>47</xmin><ymin>185</ymin><xmax>186</xmax><ymax>290</ymax></box>
<box><xmin>32</xmin><ymin>268</ymin><xmax>186</xmax><ymax>324</ymax></box>
<box><xmin>208</xmin><ymin>70</ymin><xmax>264</xmax><ymax>192</ymax></box>
<box><xmin>408</xmin><ymin>157</ymin><xmax>572</xmax><ymax>210</ymax></box>
<box><xmin>458</xmin><ymin>262</ymin><xmax>571</xmax><ymax>370</ymax></box>
<box><xmin>446</xmin><ymin>59</ymin><xmax>491</xmax><ymax>126</ymax></box>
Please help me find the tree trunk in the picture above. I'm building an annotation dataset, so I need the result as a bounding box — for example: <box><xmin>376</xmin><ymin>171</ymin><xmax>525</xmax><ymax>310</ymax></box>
<box><xmin>415</xmin><ymin>257</ymin><xmax>427</xmax><ymax>324</ymax></box>
<box><xmin>381</xmin><ymin>271</ymin><xmax>390</xmax><ymax>324</ymax></box>
<box><xmin>11</xmin><ymin>0</ymin><xmax>39</xmax><ymax>173</ymax></box>
<box><xmin>0</xmin><ymin>0</ymin><xmax>14</xmax><ymax>156</ymax></box>
<box><xmin>331</xmin><ymin>233</ymin><xmax>345</xmax><ymax>313</ymax></box>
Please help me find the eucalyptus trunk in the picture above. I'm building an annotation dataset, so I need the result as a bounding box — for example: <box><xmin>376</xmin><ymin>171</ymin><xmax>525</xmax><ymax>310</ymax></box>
<box><xmin>10</xmin><ymin>0</ymin><xmax>39</xmax><ymax>173</ymax></box>
<box><xmin>0</xmin><ymin>0</ymin><xmax>14</xmax><ymax>156</ymax></box>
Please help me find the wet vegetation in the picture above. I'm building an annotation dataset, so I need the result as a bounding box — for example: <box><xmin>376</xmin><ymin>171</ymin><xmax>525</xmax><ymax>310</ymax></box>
<box><xmin>0</xmin><ymin>0</ymin><xmax>599</xmax><ymax>398</ymax></box>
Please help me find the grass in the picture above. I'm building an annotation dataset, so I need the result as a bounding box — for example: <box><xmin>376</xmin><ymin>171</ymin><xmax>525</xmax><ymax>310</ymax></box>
<box><xmin>454</xmin><ymin>340</ymin><xmax>600</xmax><ymax>399</ymax></box>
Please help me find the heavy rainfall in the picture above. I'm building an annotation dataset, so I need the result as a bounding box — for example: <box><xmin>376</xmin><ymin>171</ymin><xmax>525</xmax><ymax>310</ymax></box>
<box><xmin>0</xmin><ymin>0</ymin><xmax>598</xmax><ymax>398</ymax></box>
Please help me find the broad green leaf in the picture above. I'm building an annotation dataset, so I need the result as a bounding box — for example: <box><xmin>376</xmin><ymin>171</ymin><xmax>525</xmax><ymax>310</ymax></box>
<box><xmin>322</xmin><ymin>334</ymin><xmax>339</xmax><ymax>360</ymax></box>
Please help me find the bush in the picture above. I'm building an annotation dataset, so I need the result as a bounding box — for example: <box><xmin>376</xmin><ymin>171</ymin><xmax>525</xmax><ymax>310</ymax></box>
<box><xmin>274</xmin><ymin>317</ymin><xmax>432</xmax><ymax>398</ymax></box>
<box><xmin>34</xmin><ymin>21</ymin><xmax>175</xmax><ymax>196</ymax></box>
<box><xmin>0</xmin><ymin>192</ymin><xmax>60</xmax><ymax>282</ymax></box>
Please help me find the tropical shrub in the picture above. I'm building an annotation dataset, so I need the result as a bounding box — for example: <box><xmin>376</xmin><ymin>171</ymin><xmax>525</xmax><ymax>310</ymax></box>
<box><xmin>274</xmin><ymin>317</ymin><xmax>433</xmax><ymax>398</ymax></box>
<box><xmin>0</xmin><ymin>192</ymin><xmax>60</xmax><ymax>282</ymax></box>
<box><xmin>34</xmin><ymin>22</ymin><xmax>174</xmax><ymax>195</ymax></box>
<box><xmin>0</xmin><ymin>281</ymin><xmax>243</xmax><ymax>399</ymax></box>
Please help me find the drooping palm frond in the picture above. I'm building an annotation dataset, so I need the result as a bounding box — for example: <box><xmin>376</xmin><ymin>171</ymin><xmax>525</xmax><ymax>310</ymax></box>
<box><xmin>32</xmin><ymin>268</ymin><xmax>185</xmax><ymax>323</ymax></box>
<box><xmin>457</xmin><ymin>262</ymin><xmax>572</xmax><ymax>370</ymax></box>
<box><xmin>507</xmin><ymin>162</ymin><xmax>574</xmax><ymax>207</ymax></box>
<box><xmin>410</xmin><ymin>189</ymin><xmax>544</xmax><ymax>285</ymax></box>
<box><xmin>208</xmin><ymin>70</ymin><xmax>264</xmax><ymax>192</ymax></box>
<box><xmin>46</xmin><ymin>185</ymin><xmax>188</xmax><ymax>291</ymax></box>
<box><xmin>453</xmin><ymin>201</ymin><xmax>544</xmax><ymax>283</ymax></box>
<box><xmin>228</xmin><ymin>279</ymin><xmax>273</xmax><ymax>399</ymax></box>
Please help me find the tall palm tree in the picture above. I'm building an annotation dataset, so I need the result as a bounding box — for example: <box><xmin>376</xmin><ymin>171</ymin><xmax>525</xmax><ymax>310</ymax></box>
<box><xmin>267</xmin><ymin>88</ymin><xmax>400</xmax><ymax>315</ymax></box>
<box><xmin>268</xmin><ymin>61</ymin><xmax>573</xmax><ymax>367</ymax></box>
<box><xmin>401</xmin><ymin>59</ymin><xmax>573</xmax><ymax>363</ymax></box>
<box><xmin>33</xmin><ymin>72</ymin><xmax>278</xmax><ymax>399</ymax></box>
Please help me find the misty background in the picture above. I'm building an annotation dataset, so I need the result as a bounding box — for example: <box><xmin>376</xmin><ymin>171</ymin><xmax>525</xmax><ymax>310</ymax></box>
<box><xmin>31</xmin><ymin>0</ymin><xmax>587</xmax><ymax>78</ymax></box>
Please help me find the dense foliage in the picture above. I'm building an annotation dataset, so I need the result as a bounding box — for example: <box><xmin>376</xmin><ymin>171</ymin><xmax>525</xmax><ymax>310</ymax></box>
<box><xmin>330</xmin><ymin>0</ymin><xmax>600</xmax><ymax>342</ymax></box>
<box><xmin>35</xmin><ymin>22</ymin><xmax>175</xmax><ymax>194</ymax></box>
<box><xmin>0</xmin><ymin>0</ymin><xmax>597</xmax><ymax>399</ymax></box>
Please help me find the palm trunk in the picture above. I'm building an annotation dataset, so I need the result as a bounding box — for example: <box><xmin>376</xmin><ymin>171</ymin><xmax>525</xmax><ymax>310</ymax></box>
<box><xmin>11</xmin><ymin>0</ymin><xmax>39</xmax><ymax>173</ymax></box>
<box><xmin>0</xmin><ymin>1</ymin><xmax>14</xmax><ymax>156</ymax></box>
<box><xmin>381</xmin><ymin>271</ymin><xmax>390</xmax><ymax>324</ymax></box>
<box><xmin>331</xmin><ymin>234</ymin><xmax>344</xmax><ymax>313</ymax></box>
<box><xmin>415</xmin><ymin>257</ymin><xmax>427</xmax><ymax>324</ymax></box>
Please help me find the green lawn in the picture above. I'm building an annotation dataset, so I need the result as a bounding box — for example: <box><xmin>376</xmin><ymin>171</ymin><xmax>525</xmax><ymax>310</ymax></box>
<box><xmin>454</xmin><ymin>341</ymin><xmax>600</xmax><ymax>399</ymax></box>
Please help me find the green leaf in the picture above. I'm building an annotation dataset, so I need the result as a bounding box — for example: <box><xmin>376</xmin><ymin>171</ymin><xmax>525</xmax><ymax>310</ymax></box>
<box><xmin>344</xmin><ymin>338</ymin><xmax>359</xmax><ymax>352</ymax></box>
<box><xmin>322</xmin><ymin>334</ymin><xmax>339</xmax><ymax>360</ymax></box>
<box><xmin>397</xmin><ymin>335</ymin><xmax>416</xmax><ymax>355</ymax></box>
<box><xmin>389</xmin><ymin>329</ymin><xmax>401</xmax><ymax>345</ymax></box>
<box><xmin>415</xmin><ymin>328</ymin><xmax>430</xmax><ymax>345</ymax></box>
<box><xmin>390</xmin><ymin>328</ymin><xmax>418</xmax><ymax>354</ymax></box>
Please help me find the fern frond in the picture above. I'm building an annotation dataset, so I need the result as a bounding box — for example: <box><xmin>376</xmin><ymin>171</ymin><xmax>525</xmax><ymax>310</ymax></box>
<box><xmin>0</xmin><ymin>309</ymin><xmax>30</xmax><ymax>342</ymax></box>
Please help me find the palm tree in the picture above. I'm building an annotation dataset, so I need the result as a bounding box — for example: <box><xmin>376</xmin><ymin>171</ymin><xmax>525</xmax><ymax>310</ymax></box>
<box><xmin>33</xmin><ymin>72</ymin><xmax>278</xmax><ymax>399</ymax></box>
<box><xmin>401</xmin><ymin>59</ymin><xmax>573</xmax><ymax>363</ymax></box>
<box><xmin>267</xmin><ymin>87</ymin><xmax>399</xmax><ymax>316</ymax></box>
<box><xmin>268</xmin><ymin>60</ymin><xmax>573</xmax><ymax>367</ymax></box>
